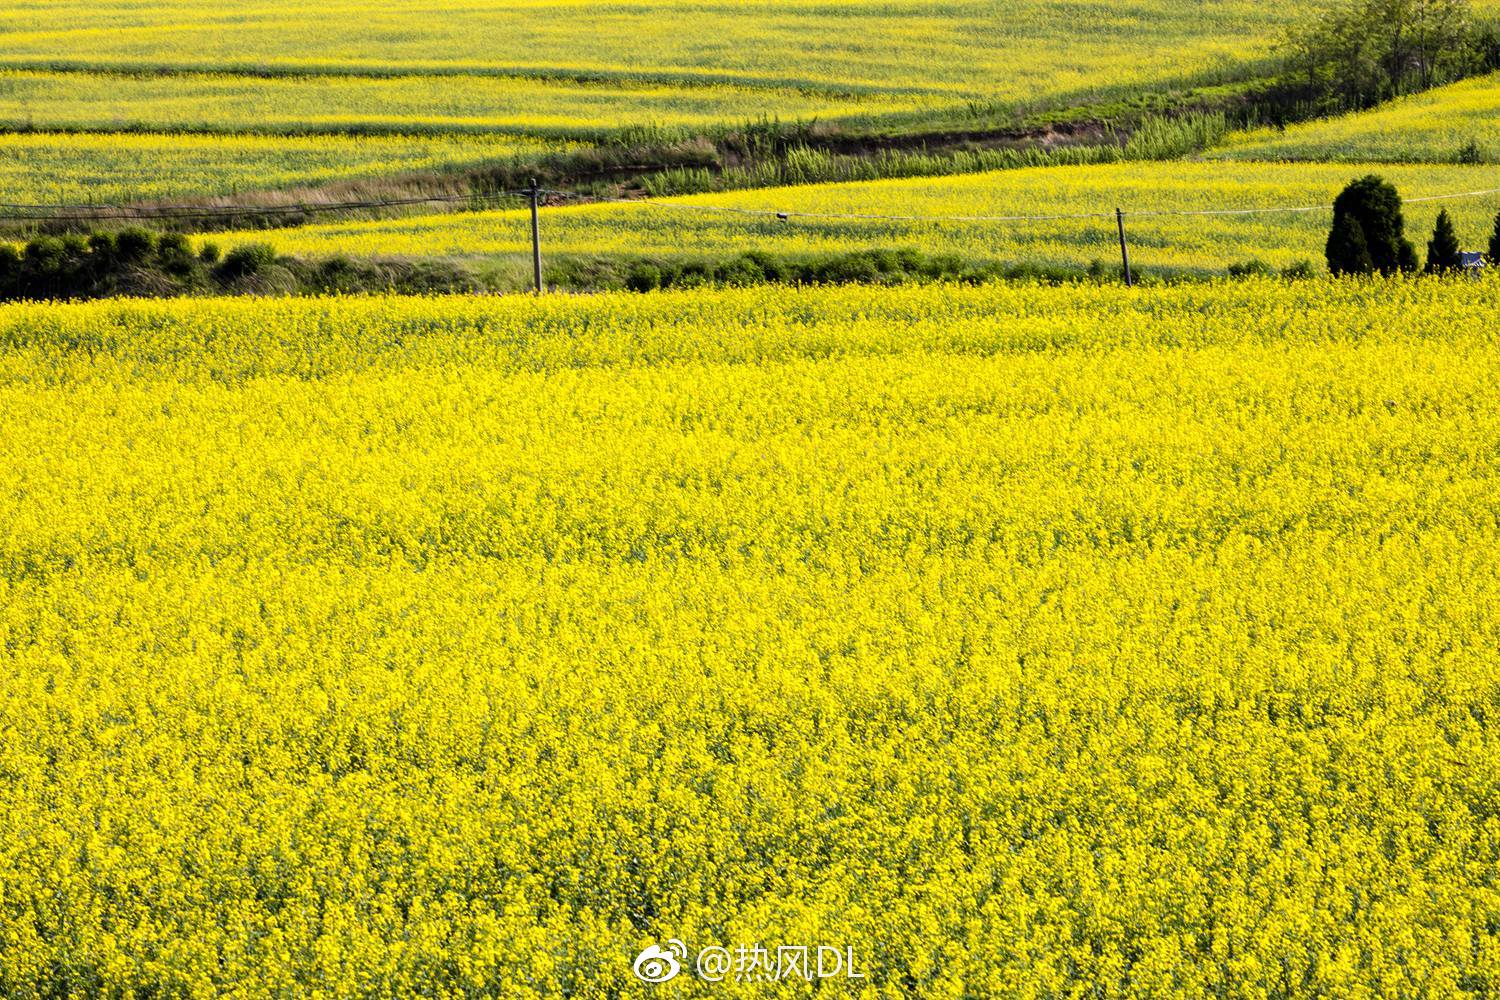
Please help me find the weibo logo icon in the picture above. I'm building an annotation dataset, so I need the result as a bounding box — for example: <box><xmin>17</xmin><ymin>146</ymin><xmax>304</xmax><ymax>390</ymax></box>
<box><xmin>632</xmin><ymin>940</ymin><xmax>688</xmax><ymax>983</ymax></box>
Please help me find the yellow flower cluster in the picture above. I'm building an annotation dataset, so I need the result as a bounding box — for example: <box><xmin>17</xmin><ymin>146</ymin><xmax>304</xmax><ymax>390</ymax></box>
<box><xmin>0</xmin><ymin>70</ymin><xmax>935</xmax><ymax>142</ymax></box>
<box><xmin>0</xmin><ymin>0</ymin><xmax>1398</xmax><ymax>138</ymax></box>
<box><xmin>1216</xmin><ymin>70</ymin><xmax>1500</xmax><ymax>165</ymax></box>
<box><xmin>3</xmin><ymin>278</ymin><xmax>1500</xmax><ymax>996</ymax></box>
<box><xmin>229</xmin><ymin>160</ymin><xmax>1500</xmax><ymax>273</ymax></box>
<box><xmin>0</xmin><ymin>130</ymin><xmax>567</xmax><ymax>206</ymax></box>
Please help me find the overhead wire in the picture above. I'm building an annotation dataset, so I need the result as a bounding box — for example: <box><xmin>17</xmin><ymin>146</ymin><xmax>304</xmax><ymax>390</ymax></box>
<box><xmin>0</xmin><ymin>188</ymin><xmax>538</xmax><ymax>223</ymax></box>
<box><xmin>1</xmin><ymin>181</ymin><xmax>1498</xmax><ymax>227</ymax></box>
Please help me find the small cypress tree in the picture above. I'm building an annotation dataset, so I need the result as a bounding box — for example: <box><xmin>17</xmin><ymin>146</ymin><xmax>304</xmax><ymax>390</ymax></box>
<box><xmin>1489</xmin><ymin>211</ymin><xmax>1500</xmax><ymax>263</ymax></box>
<box><xmin>1399</xmin><ymin>240</ymin><xmax>1420</xmax><ymax>274</ymax></box>
<box><xmin>1425</xmin><ymin>209</ymin><xmax>1462</xmax><ymax>274</ymax></box>
<box><xmin>1327</xmin><ymin>211</ymin><xmax>1374</xmax><ymax>276</ymax></box>
<box><xmin>1327</xmin><ymin>175</ymin><xmax>1417</xmax><ymax>276</ymax></box>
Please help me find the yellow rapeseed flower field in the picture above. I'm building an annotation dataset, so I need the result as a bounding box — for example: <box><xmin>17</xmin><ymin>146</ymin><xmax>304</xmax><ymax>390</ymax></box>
<box><xmin>0</xmin><ymin>131</ymin><xmax>569</xmax><ymax>205</ymax></box>
<box><xmin>2</xmin><ymin>278</ymin><xmax>1499</xmax><ymax>996</ymax></box>
<box><xmin>14</xmin><ymin>0</ymin><xmax>1477</xmax><ymax>145</ymax></box>
<box><xmin>0</xmin><ymin>0</ymin><xmax>1345</xmax><ymax>101</ymax></box>
<box><xmin>225</xmin><ymin>161</ymin><xmax>1500</xmax><ymax>273</ymax></box>
<box><xmin>0</xmin><ymin>70</ymin><xmax>939</xmax><ymax>141</ymax></box>
<box><xmin>1212</xmin><ymin>70</ymin><xmax>1500</xmax><ymax>164</ymax></box>
<box><xmin>1216</xmin><ymin>70</ymin><xmax>1500</xmax><ymax>165</ymax></box>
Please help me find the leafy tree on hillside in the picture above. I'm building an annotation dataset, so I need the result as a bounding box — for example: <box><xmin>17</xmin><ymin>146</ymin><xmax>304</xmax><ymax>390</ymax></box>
<box><xmin>1285</xmin><ymin>0</ymin><xmax>1484</xmax><ymax>109</ymax></box>
<box><xmin>1425</xmin><ymin>209</ymin><xmax>1463</xmax><ymax>273</ymax></box>
<box><xmin>1327</xmin><ymin>175</ymin><xmax>1418</xmax><ymax>276</ymax></box>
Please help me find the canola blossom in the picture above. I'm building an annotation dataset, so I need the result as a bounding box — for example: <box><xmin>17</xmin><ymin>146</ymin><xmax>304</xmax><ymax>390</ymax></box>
<box><xmin>0</xmin><ymin>131</ymin><xmax>570</xmax><ymax>206</ymax></box>
<box><xmin>2</xmin><ymin>279</ymin><xmax>1500</xmax><ymax>996</ymax></box>
<box><xmin>1216</xmin><ymin>70</ymin><xmax>1500</xmax><ymax>165</ymax></box>
<box><xmin>0</xmin><ymin>0</ymin><xmax>1440</xmax><ymax>138</ymax></box>
<box><xmin>0</xmin><ymin>70</ymin><xmax>939</xmax><ymax>142</ymax></box>
<box><xmin>225</xmin><ymin>161</ymin><xmax>1500</xmax><ymax>273</ymax></box>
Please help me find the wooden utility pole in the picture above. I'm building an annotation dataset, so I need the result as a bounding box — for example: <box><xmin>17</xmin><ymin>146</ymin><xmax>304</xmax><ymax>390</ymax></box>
<box><xmin>529</xmin><ymin>178</ymin><xmax>544</xmax><ymax>295</ymax></box>
<box><xmin>1116</xmin><ymin>207</ymin><xmax>1134</xmax><ymax>287</ymax></box>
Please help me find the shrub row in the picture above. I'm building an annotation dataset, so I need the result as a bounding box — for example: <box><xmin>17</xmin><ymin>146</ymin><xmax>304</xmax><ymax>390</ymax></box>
<box><xmin>0</xmin><ymin>231</ymin><xmax>1456</xmax><ymax>305</ymax></box>
<box><xmin>0</xmin><ymin>229</ymin><xmax>480</xmax><ymax>300</ymax></box>
<box><xmin>554</xmin><ymin>248</ymin><xmax>1168</xmax><ymax>292</ymax></box>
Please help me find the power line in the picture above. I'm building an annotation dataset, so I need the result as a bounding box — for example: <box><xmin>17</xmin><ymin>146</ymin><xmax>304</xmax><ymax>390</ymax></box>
<box><xmin>2</xmin><ymin>180</ymin><xmax>1498</xmax><ymax>227</ymax></box>
<box><xmin>595</xmin><ymin>185</ymin><xmax>1500</xmax><ymax>226</ymax></box>
<box><xmin>609</xmin><ymin>198</ymin><xmax>1116</xmax><ymax>223</ymax></box>
<box><xmin>0</xmin><ymin>188</ymin><xmax>536</xmax><ymax>223</ymax></box>
<box><xmin>1126</xmin><ymin>204</ymin><xmax>1328</xmax><ymax>218</ymax></box>
<box><xmin>1404</xmin><ymin>186</ymin><xmax>1500</xmax><ymax>204</ymax></box>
